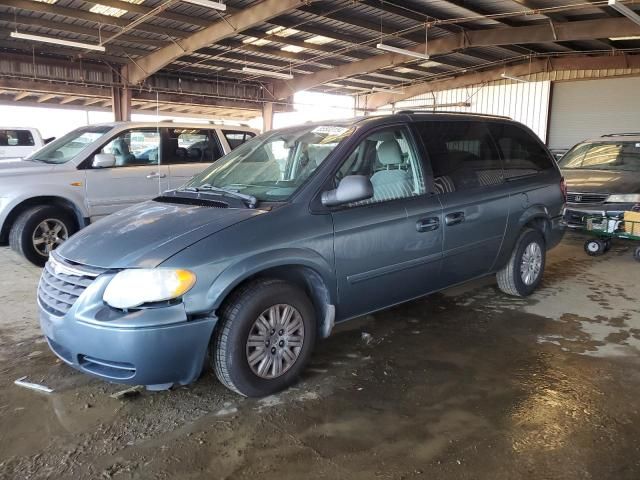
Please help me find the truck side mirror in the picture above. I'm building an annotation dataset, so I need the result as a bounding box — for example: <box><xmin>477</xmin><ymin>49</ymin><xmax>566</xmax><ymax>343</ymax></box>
<box><xmin>321</xmin><ymin>175</ymin><xmax>374</xmax><ymax>207</ymax></box>
<box><xmin>92</xmin><ymin>153</ymin><xmax>116</xmax><ymax>168</ymax></box>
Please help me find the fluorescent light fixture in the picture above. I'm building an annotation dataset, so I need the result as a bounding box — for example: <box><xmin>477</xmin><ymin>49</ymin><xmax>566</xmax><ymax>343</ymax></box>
<box><xmin>376</xmin><ymin>43</ymin><xmax>430</xmax><ymax>60</ymax></box>
<box><xmin>501</xmin><ymin>73</ymin><xmax>529</xmax><ymax>83</ymax></box>
<box><xmin>183</xmin><ymin>0</ymin><xmax>227</xmax><ymax>10</ymax></box>
<box><xmin>90</xmin><ymin>0</ymin><xmax>144</xmax><ymax>18</ymax></box>
<box><xmin>609</xmin><ymin>35</ymin><xmax>640</xmax><ymax>40</ymax></box>
<box><xmin>608</xmin><ymin>0</ymin><xmax>640</xmax><ymax>27</ymax></box>
<box><xmin>10</xmin><ymin>32</ymin><xmax>106</xmax><ymax>52</ymax></box>
<box><xmin>242</xmin><ymin>67</ymin><xmax>293</xmax><ymax>80</ymax></box>
<box><xmin>372</xmin><ymin>87</ymin><xmax>405</xmax><ymax>94</ymax></box>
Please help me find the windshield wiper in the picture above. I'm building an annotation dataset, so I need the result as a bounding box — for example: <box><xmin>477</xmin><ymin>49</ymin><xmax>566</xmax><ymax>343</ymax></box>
<box><xmin>182</xmin><ymin>184</ymin><xmax>257</xmax><ymax>208</ymax></box>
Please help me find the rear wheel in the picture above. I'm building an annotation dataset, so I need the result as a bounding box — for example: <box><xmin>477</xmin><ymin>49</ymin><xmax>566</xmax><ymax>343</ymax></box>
<box><xmin>584</xmin><ymin>238</ymin><xmax>607</xmax><ymax>257</ymax></box>
<box><xmin>211</xmin><ymin>279</ymin><xmax>316</xmax><ymax>397</ymax></box>
<box><xmin>633</xmin><ymin>247</ymin><xmax>640</xmax><ymax>262</ymax></box>
<box><xmin>497</xmin><ymin>228</ymin><xmax>546</xmax><ymax>297</ymax></box>
<box><xmin>9</xmin><ymin>205</ymin><xmax>76</xmax><ymax>267</ymax></box>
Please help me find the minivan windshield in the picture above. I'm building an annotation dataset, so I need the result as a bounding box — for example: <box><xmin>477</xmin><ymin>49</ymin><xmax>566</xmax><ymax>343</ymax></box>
<box><xmin>559</xmin><ymin>141</ymin><xmax>640</xmax><ymax>172</ymax></box>
<box><xmin>27</xmin><ymin>126</ymin><xmax>112</xmax><ymax>164</ymax></box>
<box><xmin>184</xmin><ymin>124</ymin><xmax>355</xmax><ymax>202</ymax></box>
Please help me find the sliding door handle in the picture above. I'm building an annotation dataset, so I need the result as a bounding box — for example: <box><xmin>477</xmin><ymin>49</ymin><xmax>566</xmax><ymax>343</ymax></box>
<box><xmin>416</xmin><ymin>217</ymin><xmax>440</xmax><ymax>233</ymax></box>
<box><xmin>445</xmin><ymin>212</ymin><xmax>465</xmax><ymax>226</ymax></box>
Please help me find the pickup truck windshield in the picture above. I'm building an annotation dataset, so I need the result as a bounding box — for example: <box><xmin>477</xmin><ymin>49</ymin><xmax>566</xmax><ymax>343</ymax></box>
<box><xmin>28</xmin><ymin>126</ymin><xmax>112</xmax><ymax>164</ymax></box>
<box><xmin>184</xmin><ymin>124</ymin><xmax>355</xmax><ymax>202</ymax></box>
<box><xmin>560</xmin><ymin>141</ymin><xmax>640</xmax><ymax>172</ymax></box>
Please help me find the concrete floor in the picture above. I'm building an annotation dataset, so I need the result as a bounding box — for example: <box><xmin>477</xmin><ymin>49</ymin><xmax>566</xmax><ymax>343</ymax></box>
<box><xmin>1</xmin><ymin>234</ymin><xmax>640</xmax><ymax>479</ymax></box>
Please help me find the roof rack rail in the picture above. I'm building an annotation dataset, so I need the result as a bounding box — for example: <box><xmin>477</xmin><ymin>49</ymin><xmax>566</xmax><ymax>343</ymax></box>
<box><xmin>395</xmin><ymin>110</ymin><xmax>512</xmax><ymax>120</ymax></box>
<box><xmin>601</xmin><ymin>132</ymin><xmax>640</xmax><ymax>137</ymax></box>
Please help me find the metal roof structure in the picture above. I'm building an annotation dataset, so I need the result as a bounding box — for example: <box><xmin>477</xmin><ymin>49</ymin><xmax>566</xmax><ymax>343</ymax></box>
<box><xmin>0</xmin><ymin>0</ymin><xmax>639</xmax><ymax>118</ymax></box>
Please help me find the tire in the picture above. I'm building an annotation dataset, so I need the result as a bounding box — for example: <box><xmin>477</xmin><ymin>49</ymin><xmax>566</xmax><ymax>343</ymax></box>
<box><xmin>9</xmin><ymin>205</ymin><xmax>77</xmax><ymax>267</ymax></box>
<box><xmin>584</xmin><ymin>238</ymin><xmax>606</xmax><ymax>257</ymax></box>
<box><xmin>634</xmin><ymin>247</ymin><xmax>640</xmax><ymax>262</ymax></box>
<box><xmin>211</xmin><ymin>279</ymin><xmax>316</xmax><ymax>397</ymax></box>
<box><xmin>497</xmin><ymin>228</ymin><xmax>546</xmax><ymax>297</ymax></box>
<box><xmin>603</xmin><ymin>239</ymin><xmax>612</xmax><ymax>253</ymax></box>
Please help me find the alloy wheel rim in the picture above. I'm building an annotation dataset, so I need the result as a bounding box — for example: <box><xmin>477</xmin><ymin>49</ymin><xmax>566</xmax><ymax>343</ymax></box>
<box><xmin>520</xmin><ymin>242</ymin><xmax>542</xmax><ymax>286</ymax></box>
<box><xmin>32</xmin><ymin>219</ymin><xmax>68</xmax><ymax>257</ymax></box>
<box><xmin>245</xmin><ymin>304</ymin><xmax>305</xmax><ymax>379</ymax></box>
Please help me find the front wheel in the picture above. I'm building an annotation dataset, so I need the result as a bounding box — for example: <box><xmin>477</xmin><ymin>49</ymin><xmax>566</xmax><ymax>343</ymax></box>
<box><xmin>9</xmin><ymin>206</ymin><xmax>77</xmax><ymax>267</ymax></box>
<box><xmin>497</xmin><ymin>228</ymin><xmax>546</xmax><ymax>297</ymax></box>
<box><xmin>211</xmin><ymin>279</ymin><xmax>316</xmax><ymax>397</ymax></box>
<box><xmin>633</xmin><ymin>247</ymin><xmax>640</xmax><ymax>262</ymax></box>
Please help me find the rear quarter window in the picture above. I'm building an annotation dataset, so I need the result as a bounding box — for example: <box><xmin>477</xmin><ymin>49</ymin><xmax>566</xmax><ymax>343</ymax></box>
<box><xmin>223</xmin><ymin>130</ymin><xmax>255</xmax><ymax>150</ymax></box>
<box><xmin>0</xmin><ymin>129</ymin><xmax>35</xmax><ymax>147</ymax></box>
<box><xmin>488</xmin><ymin>123</ymin><xmax>553</xmax><ymax>178</ymax></box>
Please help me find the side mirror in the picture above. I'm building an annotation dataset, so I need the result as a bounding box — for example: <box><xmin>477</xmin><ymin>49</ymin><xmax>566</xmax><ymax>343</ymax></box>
<box><xmin>92</xmin><ymin>153</ymin><xmax>116</xmax><ymax>168</ymax></box>
<box><xmin>321</xmin><ymin>175</ymin><xmax>374</xmax><ymax>207</ymax></box>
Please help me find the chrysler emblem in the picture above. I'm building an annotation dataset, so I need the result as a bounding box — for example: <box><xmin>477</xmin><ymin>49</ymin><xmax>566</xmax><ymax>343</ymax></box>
<box><xmin>574</xmin><ymin>195</ymin><xmax>582</xmax><ymax>202</ymax></box>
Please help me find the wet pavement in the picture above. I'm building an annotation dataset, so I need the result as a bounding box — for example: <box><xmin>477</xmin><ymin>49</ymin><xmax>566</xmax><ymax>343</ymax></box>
<box><xmin>1</xmin><ymin>234</ymin><xmax>640</xmax><ymax>479</ymax></box>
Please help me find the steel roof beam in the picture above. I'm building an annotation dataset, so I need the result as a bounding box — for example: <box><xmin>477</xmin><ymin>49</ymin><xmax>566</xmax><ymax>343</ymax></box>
<box><xmin>364</xmin><ymin>52</ymin><xmax>640</xmax><ymax>108</ymax></box>
<box><xmin>272</xmin><ymin>17</ymin><xmax>640</xmax><ymax>99</ymax></box>
<box><xmin>124</xmin><ymin>0</ymin><xmax>306</xmax><ymax>85</ymax></box>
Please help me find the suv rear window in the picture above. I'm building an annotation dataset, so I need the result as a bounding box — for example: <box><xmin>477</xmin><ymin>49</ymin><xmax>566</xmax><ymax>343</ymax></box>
<box><xmin>223</xmin><ymin>130</ymin><xmax>255</xmax><ymax>150</ymax></box>
<box><xmin>0</xmin><ymin>129</ymin><xmax>35</xmax><ymax>147</ymax></box>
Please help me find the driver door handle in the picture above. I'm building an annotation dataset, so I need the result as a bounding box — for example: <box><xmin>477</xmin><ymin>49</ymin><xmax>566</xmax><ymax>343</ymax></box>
<box><xmin>146</xmin><ymin>172</ymin><xmax>166</xmax><ymax>179</ymax></box>
<box><xmin>445</xmin><ymin>211</ymin><xmax>465</xmax><ymax>226</ymax></box>
<box><xmin>416</xmin><ymin>217</ymin><xmax>440</xmax><ymax>233</ymax></box>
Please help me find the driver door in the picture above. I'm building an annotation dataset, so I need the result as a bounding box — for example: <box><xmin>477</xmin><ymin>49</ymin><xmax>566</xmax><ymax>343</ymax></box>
<box><xmin>84</xmin><ymin>128</ymin><xmax>168</xmax><ymax>220</ymax></box>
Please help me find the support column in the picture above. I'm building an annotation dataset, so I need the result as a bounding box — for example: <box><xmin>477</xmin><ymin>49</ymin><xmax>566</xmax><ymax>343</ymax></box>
<box><xmin>262</xmin><ymin>102</ymin><xmax>274</xmax><ymax>132</ymax></box>
<box><xmin>111</xmin><ymin>86</ymin><xmax>132</xmax><ymax>122</ymax></box>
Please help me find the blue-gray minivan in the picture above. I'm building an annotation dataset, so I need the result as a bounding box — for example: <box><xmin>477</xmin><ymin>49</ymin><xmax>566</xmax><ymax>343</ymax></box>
<box><xmin>37</xmin><ymin>113</ymin><xmax>565</xmax><ymax>397</ymax></box>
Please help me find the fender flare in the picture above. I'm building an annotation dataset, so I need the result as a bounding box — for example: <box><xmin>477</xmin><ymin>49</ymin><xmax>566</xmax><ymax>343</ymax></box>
<box><xmin>206</xmin><ymin>247</ymin><xmax>336</xmax><ymax>310</ymax></box>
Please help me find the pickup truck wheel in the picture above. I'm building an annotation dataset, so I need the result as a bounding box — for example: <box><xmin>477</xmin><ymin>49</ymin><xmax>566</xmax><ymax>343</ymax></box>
<box><xmin>497</xmin><ymin>228</ymin><xmax>546</xmax><ymax>297</ymax></box>
<box><xmin>9</xmin><ymin>206</ymin><xmax>76</xmax><ymax>267</ymax></box>
<box><xmin>211</xmin><ymin>279</ymin><xmax>316</xmax><ymax>397</ymax></box>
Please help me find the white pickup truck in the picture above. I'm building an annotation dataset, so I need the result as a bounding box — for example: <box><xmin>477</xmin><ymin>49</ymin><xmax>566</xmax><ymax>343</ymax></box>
<box><xmin>0</xmin><ymin>121</ymin><xmax>257</xmax><ymax>265</ymax></box>
<box><xmin>0</xmin><ymin>127</ymin><xmax>52</xmax><ymax>159</ymax></box>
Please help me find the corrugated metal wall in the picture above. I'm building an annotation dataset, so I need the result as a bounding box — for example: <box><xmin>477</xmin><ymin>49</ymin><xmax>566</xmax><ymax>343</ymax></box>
<box><xmin>391</xmin><ymin>77</ymin><xmax>551</xmax><ymax>142</ymax></box>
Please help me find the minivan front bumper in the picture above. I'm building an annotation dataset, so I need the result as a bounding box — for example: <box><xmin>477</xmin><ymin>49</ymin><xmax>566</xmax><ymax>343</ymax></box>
<box><xmin>39</xmin><ymin>304</ymin><xmax>215</xmax><ymax>389</ymax></box>
<box><xmin>37</xmin><ymin>259</ymin><xmax>215</xmax><ymax>389</ymax></box>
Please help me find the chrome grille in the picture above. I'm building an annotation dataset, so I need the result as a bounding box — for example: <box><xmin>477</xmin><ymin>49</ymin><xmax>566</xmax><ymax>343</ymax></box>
<box><xmin>38</xmin><ymin>255</ymin><xmax>103</xmax><ymax>317</ymax></box>
<box><xmin>566</xmin><ymin>192</ymin><xmax>609</xmax><ymax>204</ymax></box>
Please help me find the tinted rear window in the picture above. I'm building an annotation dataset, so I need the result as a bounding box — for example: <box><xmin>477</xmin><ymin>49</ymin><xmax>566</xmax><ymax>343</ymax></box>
<box><xmin>416</xmin><ymin>121</ymin><xmax>502</xmax><ymax>193</ymax></box>
<box><xmin>488</xmin><ymin>123</ymin><xmax>553</xmax><ymax>177</ymax></box>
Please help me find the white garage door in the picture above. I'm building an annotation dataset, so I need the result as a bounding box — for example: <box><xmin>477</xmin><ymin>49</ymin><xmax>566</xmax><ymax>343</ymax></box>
<box><xmin>548</xmin><ymin>77</ymin><xmax>640</xmax><ymax>150</ymax></box>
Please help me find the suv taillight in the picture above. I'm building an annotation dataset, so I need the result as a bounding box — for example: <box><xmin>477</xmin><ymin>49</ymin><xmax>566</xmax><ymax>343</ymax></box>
<box><xmin>560</xmin><ymin>177</ymin><xmax>567</xmax><ymax>203</ymax></box>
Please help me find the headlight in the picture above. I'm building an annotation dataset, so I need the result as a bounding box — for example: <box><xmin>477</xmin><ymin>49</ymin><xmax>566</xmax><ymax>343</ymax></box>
<box><xmin>606</xmin><ymin>194</ymin><xmax>640</xmax><ymax>203</ymax></box>
<box><xmin>104</xmin><ymin>269</ymin><xmax>196</xmax><ymax>309</ymax></box>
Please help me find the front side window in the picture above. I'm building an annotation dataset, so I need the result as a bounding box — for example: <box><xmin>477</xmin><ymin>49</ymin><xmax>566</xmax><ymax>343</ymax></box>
<box><xmin>417</xmin><ymin>121</ymin><xmax>502</xmax><ymax>194</ymax></box>
<box><xmin>559</xmin><ymin>141</ymin><xmax>640</xmax><ymax>172</ymax></box>
<box><xmin>165</xmin><ymin>128</ymin><xmax>222</xmax><ymax>164</ymax></box>
<box><xmin>0</xmin><ymin>129</ymin><xmax>34</xmax><ymax>147</ymax></box>
<box><xmin>185</xmin><ymin>124</ymin><xmax>355</xmax><ymax>202</ymax></box>
<box><xmin>28</xmin><ymin>126</ymin><xmax>111</xmax><ymax>164</ymax></box>
<box><xmin>99</xmin><ymin>129</ymin><xmax>161</xmax><ymax>168</ymax></box>
<box><xmin>489</xmin><ymin>123</ymin><xmax>553</xmax><ymax>178</ymax></box>
<box><xmin>335</xmin><ymin>127</ymin><xmax>426</xmax><ymax>205</ymax></box>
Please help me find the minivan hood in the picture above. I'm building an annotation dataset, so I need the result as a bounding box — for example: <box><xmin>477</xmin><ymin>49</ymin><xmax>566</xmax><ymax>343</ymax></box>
<box><xmin>57</xmin><ymin>200</ymin><xmax>265</xmax><ymax>269</ymax></box>
<box><xmin>562</xmin><ymin>169</ymin><xmax>640</xmax><ymax>194</ymax></box>
<box><xmin>0</xmin><ymin>158</ymin><xmax>54</xmax><ymax>176</ymax></box>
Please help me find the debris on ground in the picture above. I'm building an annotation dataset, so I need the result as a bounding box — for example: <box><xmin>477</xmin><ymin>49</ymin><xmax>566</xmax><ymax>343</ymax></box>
<box><xmin>109</xmin><ymin>385</ymin><xmax>144</xmax><ymax>400</ymax></box>
<box><xmin>14</xmin><ymin>376</ymin><xmax>53</xmax><ymax>394</ymax></box>
<box><xmin>361</xmin><ymin>332</ymin><xmax>374</xmax><ymax>345</ymax></box>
